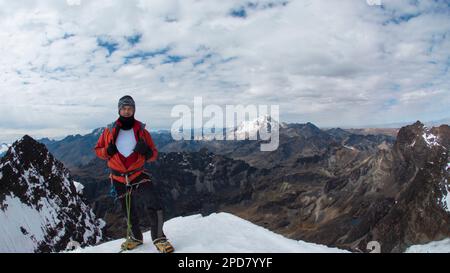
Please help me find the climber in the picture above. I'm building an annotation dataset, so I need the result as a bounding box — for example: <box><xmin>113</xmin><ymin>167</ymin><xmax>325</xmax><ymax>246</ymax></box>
<box><xmin>94</xmin><ymin>95</ymin><xmax>174</xmax><ymax>253</ymax></box>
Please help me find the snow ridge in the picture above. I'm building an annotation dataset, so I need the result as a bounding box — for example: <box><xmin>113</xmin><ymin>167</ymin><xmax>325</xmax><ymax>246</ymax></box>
<box><xmin>72</xmin><ymin>213</ymin><xmax>349</xmax><ymax>253</ymax></box>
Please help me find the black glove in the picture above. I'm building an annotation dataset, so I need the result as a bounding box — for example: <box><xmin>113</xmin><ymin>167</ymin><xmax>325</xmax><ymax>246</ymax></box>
<box><xmin>134</xmin><ymin>139</ymin><xmax>153</xmax><ymax>160</ymax></box>
<box><xmin>106</xmin><ymin>141</ymin><xmax>118</xmax><ymax>157</ymax></box>
<box><xmin>134</xmin><ymin>138</ymin><xmax>148</xmax><ymax>155</ymax></box>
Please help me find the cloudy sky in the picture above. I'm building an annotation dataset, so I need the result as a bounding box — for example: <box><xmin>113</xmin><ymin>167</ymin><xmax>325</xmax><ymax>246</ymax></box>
<box><xmin>0</xmin><ymin>0</ymin><xmax>449</xmax><ymax>143</ymax></box>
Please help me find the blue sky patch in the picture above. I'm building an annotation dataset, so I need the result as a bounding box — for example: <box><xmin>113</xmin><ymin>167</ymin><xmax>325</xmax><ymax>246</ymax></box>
<box><xmin>193</xmin><ymin>53</ymin><xmax>213</xmax><ymax>66</ymax></box>
<box><xmin>97</xmin><ymin>37</ymin><xmax>119</xmax><ymax>57</ymax></box>
<box><xmin>162</xmin><ymin>55</ymin><xmax>186</xmax><ymax>64</ymax></box>
<box><xmin>123</xmin><ymin>47</ymin><xmax>170</xmax><ymax>64</ymax></box>
<box><xmin>230</xmin><ymin>1</ymin><xmax>289</xmax><ymax>18</ymax></box>
<box><xmin>382</xmin><ymin>13</ymin><xmax>422</xmax><ymax>25</ymax></box>
<box><xmin>230</xmin><ymin>7</ymin><xmax>247</xmax><ymax>18</ymax></box>
<box><xmin>125</xmin><ymin>33</ymin><xmax>142</xmax><ymax>46</ymax></box>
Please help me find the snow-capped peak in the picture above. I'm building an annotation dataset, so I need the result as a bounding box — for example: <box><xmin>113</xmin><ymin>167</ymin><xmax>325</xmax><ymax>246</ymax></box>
<box><xmin>228</xmin><ymin>115</ymin><xmax>280</xmax><ymax>140</ymax></box>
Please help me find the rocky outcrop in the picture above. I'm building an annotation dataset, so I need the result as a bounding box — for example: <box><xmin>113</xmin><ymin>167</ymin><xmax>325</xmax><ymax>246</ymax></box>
<box><xmin>0</xmin><ymin>135</ymin><xmax>104</xmax><ymax>252</ymax></box>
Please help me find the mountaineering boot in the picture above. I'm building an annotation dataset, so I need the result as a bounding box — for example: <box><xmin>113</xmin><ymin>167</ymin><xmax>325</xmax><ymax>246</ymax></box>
<box><xmin>121</xmin><ymin>236</ymin><xmax>143</xmax><ymax>251</ymax></box>
<box><xmin>153</xmin><ymin>237</ymin><xmax>174</xmax><ymax>253</ymax></box>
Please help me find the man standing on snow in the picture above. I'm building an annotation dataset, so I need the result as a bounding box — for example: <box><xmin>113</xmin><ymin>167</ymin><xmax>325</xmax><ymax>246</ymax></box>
<box><xmin>94</xmin><ymin>95</ymin><xmax>174</xmax><ymax>253</ymax></box>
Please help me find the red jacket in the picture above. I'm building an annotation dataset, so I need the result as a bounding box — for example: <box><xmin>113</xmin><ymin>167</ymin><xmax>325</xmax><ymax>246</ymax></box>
<box><xmin>94</xmin><ymin>119</ymin><xmax>158</xmax><ymax>184</ymax></box>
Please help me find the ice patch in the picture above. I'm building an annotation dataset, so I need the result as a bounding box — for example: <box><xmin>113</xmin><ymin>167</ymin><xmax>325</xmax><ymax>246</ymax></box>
<box><xmin>439</xmin><ymin>179</ymin><xmax>450</xmax><ymax>214</ymax></box>
<box><xmin>73</xmin><ymin>181</ymin><xmax>84</xmax><ymax>194</ymax></box>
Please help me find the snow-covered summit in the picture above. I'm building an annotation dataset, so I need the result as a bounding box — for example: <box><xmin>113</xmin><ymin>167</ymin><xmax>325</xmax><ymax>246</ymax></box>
<box><xmin>71</xmin><ymin>212</ymin><xmax>348</xmax><ymax>253</ymax></box>
<box><xmin>227</xmin><ymin>115</ymin><xmax>282</xmax><ymax>140</ymax></box>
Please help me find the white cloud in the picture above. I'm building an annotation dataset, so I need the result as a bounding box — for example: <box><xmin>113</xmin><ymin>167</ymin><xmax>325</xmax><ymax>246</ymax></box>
<box><xmin>0</xmin><ymin>0</ymin><xmax>449</xmax><ymax>142</ymax></box>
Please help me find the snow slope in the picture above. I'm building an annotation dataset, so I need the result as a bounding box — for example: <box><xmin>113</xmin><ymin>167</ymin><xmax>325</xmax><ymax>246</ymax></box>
<box><xmin>71</xmin><ymin>213</ymin><xmax>349</xmax><ymax>253</ymax></box>
<box><xmin>406</xmin><ymin>238</ymin><xmax>450</xmax><ymax>253</ymax></box>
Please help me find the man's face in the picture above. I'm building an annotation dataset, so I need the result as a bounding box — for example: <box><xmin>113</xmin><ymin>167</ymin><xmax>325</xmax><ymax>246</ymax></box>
<box><xmin>119</xmin><ymin>105</ymin><xmax>135</xmax><ymax>117</ymax></box>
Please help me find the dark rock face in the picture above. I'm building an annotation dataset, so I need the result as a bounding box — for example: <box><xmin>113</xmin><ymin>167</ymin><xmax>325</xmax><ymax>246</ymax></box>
<box><xmin>365</xmin><ymin>122</ymin><xmax>450</xmax><ymax>252</ymax></box>
<box><xmin>0</xmin><ymin>135</ymin><xmax>104</xmax><ymax>253</ymax></box>
<box><xmin>149</xmin><ymin>148</ymin><xmax>258</xmax><ymax>216</ymax></box>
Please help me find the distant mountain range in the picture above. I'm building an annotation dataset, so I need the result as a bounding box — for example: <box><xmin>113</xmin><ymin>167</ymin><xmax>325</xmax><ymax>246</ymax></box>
<box><xmin>34</xmin><ymin>117</ymin><xmax>398</xmax><ymax>170</ymax></box>
<box><xmin>29</xmin><ymin>116</ymin><xmax>448</xmax><ymax>170</ymax></box>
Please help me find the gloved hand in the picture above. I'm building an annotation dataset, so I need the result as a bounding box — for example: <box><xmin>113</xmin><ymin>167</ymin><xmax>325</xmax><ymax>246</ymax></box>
<box><xmin>134</xmin><ymin>138</ymin><xmax>153</xmax><ymax>160</ymax></box>
<box><xmin>107</xmin><ymin>141</ymin><xmax>118</xmax><ymax>157</ymax></box>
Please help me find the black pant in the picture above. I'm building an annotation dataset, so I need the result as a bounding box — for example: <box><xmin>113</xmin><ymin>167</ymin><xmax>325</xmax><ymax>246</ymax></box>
<box><xmin>113</xmin><ymin>172</ymin><xmax>166</xmax><ymax>242</ymax></box>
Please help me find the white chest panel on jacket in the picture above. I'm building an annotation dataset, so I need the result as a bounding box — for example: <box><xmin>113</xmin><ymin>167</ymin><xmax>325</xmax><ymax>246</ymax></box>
<box><xmin>116</xmin><ymin>129</ymin><xmax>136</xmax><ymax>157</ymax></box>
